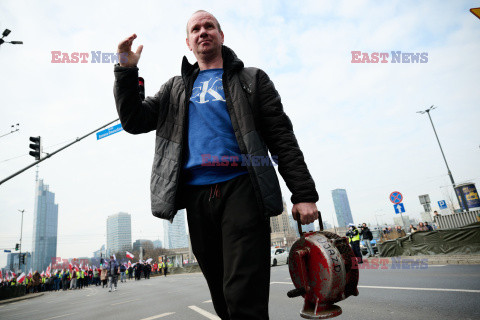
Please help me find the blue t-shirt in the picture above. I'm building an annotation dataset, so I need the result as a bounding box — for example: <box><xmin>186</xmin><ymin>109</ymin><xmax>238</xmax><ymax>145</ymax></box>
<box><xmin>183</xmin><ymin>68</ymin><xmax>247</xmax><ymax>185</ymax></box>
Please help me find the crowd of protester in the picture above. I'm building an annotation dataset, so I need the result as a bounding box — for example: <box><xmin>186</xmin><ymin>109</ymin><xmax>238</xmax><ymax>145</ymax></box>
<box><xmin>0</xmin><ymin>257</ymin><xmax>172</xmax><ymax>295</ymax></box>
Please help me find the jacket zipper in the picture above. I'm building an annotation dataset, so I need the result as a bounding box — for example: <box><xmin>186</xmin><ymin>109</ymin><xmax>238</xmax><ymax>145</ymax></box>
<box><xmin>172</xmin><ymin>76</ymin><xmax>195</xmax><ymax>220</ymax></box>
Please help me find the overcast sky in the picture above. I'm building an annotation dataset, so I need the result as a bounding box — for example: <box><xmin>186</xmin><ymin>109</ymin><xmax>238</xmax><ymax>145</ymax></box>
<box><xmin>1</xmin><ymin>0</ymin><xmax>479</xmax><ymax>268</ymax></box>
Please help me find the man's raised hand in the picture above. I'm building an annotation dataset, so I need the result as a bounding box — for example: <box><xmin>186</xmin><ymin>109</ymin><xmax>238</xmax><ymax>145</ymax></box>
<box><xmin>117</xmin><ymin>34</ymin><xmax>143</xmax><ymax>67</ymax></box>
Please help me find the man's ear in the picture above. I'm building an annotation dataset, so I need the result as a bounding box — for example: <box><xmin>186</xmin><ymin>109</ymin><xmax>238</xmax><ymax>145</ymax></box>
<box><xmin>186</xmin><ymin>37</ymin><xmax>192</xmax><ymax>51</ymax></box>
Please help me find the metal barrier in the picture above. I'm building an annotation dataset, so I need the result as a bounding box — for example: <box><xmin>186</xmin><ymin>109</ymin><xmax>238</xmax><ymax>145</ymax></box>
<box><xmin>435</xmin><ymin>210</ymin><xmax>480</xmax><ymax>229</ymax></box>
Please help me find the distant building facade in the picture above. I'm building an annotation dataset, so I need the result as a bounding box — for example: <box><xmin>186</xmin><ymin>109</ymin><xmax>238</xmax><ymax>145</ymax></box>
<box><xmin>270</xmin><ymin>200</ymin><xmax>298</xmax><ymax>247</ymax></box>
<box><xmin>6</xmin><ymin>252</ymin><xmax>32</xmax><ymax>273</ymax></box>
<box><xmin>133</xmin><ymin>239</ymin><xmax>154</xmax><ymax>252</ymax></box>
<box><xmin>153</xmin><ymin>240</ymin><xmax>163</xmax><ymax>248</ymax></box>
<box><xmin>93</xmin><ymin>244</ymin><xmax>105</xmax><ymax>259</ymax></box>
<box><xmin>32</xmin><ymin>179</ymin><xmax>58</xmax><ymax>272</ymax></box>
<box><xmin>163</xmin><ymin>209</ymin><xmax>189</xmax><ymax>249</ymax></box>
<box><xmin>106</xmin><ymin>212</ymin><xmax>132</xmax><ymax>256</ymax></box>
<box><xmin>332</xmin><ymin>189</ymin><xmax>354</xmax><ymax>227</ymax></box>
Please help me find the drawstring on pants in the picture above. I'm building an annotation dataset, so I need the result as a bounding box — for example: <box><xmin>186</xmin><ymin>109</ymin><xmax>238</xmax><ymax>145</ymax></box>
<box><xmin>209</xmin><ymin>184</ymin><xmax>221</xmax><ymax>202</ymax></box>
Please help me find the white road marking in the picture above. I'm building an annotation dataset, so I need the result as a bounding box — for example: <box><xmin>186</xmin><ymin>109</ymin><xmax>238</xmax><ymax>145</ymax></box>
<box><xmin>139</xmin><ymin>312</ymin><xmax>176</xmax><ymax>320</ymax></box>
<box><xmin>41</xmin><ymin>313</ymin><xmax>75</xmax><ymax>320</ymax></box>
<box><xmin>358</xmin><ymin>285</ymin><xmax>480</xmax><ymax>293</ymax></box>
<box><xmin>111</xmin><ymin>298</ymin><xmax>140</xmax><ymax>305</ymax></box>
<box><xmin>188</xmin><ymin>305</ymin><xmax>221</xmax><ymax>319</ymax></box>
<box><xmin>270</xmin><ymin>282</ymin><xmax>480</xmax><ymax>293</ymax></box>
<box><xmin>202</xmin><ymin>300</ymin><xmax>212</xmax><ymax>303</ymax></box>
<box><xmin>428</xmin><ymin>265</ymin><xmax>446</xmax><ymax>267</ymax></box>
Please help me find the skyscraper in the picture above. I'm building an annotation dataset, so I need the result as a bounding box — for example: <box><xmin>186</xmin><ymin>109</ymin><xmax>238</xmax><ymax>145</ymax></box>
<box><xmin>331</xmin><ymin>189</ymin><xmax>354</xmax><ymax>227</ymax></box>
<box><xmin>106</xmin><ymin>212</ymin><xmax>132</xmax><ymax>256</ymax></box>
<box><xmin>163</xmin><ymin>209</ymin><xmax>188</xmax><ymax>249</ymax></box>
<box><xmin>31</xmin><ymin>179</ymin><xmax>58</xmax><ymax>272</ymax></box>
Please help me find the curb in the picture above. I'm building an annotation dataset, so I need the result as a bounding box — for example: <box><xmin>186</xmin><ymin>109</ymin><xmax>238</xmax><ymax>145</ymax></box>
<box><xmin>379</xmin><ymin>255</ymin><xmax>480</xmax><ymax>265</ymax></box>
<box><xmin>0</xmin><ymin>293</ymin><xmax>44</xmax><ymax>305</ymax></box>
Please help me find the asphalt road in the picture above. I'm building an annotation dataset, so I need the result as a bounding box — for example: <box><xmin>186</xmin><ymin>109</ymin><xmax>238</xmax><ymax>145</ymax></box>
<box><xmin>0</xmin><ymin>263</ymin><xmax>479</xmax><ymax>320</ymax></box>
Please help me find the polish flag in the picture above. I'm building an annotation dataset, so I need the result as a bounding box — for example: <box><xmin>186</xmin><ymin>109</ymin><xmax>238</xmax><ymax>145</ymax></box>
<box><xmin>0</xmin><ymin>270</ymin><xmax>3</xmax><ymax>282</ymax></box>
<box><xmin>17</xmin><ymin>273</ymin><xmax>26</xmax><ymax>284</ymax></box>
<box><xmin>12</xmin><ymin>272</ymin><xmax>16</xmax><ymax>278</ymax></box>
<box><xmin>146</xmin><ymin>258</ymin><xmax>153</xmax><ymax>264</ymax></box>
<box><xmin>40</xmin><ymin>271</ymin><xmax>45</xmax><ymax>277</ymax></box>
<box><xmin>127</xmin><ymin>260</ymin><xmax>132</xmax><ymax>268</ymax></box>
<box><xmin>126</xmin><ymin>251</ymin><xmax>134</xmax><ymax>259</ymax></box>
<box><xmin>46</xmin><ymin>265</ymin><xmax>51</xmax><ymax>277</ymax></box>
<box><xmin>28</xmin><ymin>269</ymin><xmax>33</xmax><ymax>278</ymax></box>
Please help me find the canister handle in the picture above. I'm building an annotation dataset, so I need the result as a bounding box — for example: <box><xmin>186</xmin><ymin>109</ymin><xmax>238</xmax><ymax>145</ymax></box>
<box><xmin>296</xmin><ymin>211</ymin><xmax>324</xmax><ymax>235</ymax></box>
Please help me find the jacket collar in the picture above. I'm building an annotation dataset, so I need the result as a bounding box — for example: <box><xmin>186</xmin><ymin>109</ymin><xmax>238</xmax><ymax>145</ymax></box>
<box><xmin>181</xmin><ymin>45</ymin><xmax>244</xmax><ymax>78</ymax></box>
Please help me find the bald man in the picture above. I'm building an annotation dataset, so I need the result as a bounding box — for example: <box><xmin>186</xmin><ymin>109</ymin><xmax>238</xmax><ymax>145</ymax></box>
<box><xmin>114</xmin><ymin>10</ymin><xmax>319</xmax><ymax>319</ymax></box>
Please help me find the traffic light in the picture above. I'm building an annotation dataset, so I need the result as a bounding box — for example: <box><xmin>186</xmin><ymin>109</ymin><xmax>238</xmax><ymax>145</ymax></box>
<box><xmin>15</xmin><ymin>243</ymin><xmax>19</xmax><ymax>251</ymax></box>
<box><xmin>20</xmin><ymin>253</ymin><xmax>25</xmax><ymax>264</ymax></box>
<box><xmin>29</xmin><ymin>136</ymin><xmax>42</xmax><ymax>160</ymax></box>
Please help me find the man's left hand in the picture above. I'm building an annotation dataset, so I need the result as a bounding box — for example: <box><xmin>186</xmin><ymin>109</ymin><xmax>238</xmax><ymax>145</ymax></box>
<box><xmin>292</xmin><ymin>202</ymin><xmax>318</xmax><ymax>225</ymax></box>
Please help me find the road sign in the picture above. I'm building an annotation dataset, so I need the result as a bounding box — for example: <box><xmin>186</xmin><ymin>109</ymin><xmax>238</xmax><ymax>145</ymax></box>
<box><xmin>390</xmin><ymin>191</ymin><xmax>403</xmax><ymax>204</ymax></box>
<box><xmin>471</xmin><ymin>8</ymin><xmax>480</xmax><ymax>20</ymax></box>
<box><xmin>394</xmin><ymin>203</ymin><xmax>405</xmax><ymax>214</ymax></box>
<box><xmin>438</xmin><ymin>200</ymin><xmax>447</xmax><ymax>209</ymax></box>
<box><xmin>96</xmin><ymin>123</ymin><xmax>123</xmax><ymax>140</ymax></box>
<box><xmin>3</xmin><ymin>250</ymin><xmax>11</xmax><ymax>253</ymax></box>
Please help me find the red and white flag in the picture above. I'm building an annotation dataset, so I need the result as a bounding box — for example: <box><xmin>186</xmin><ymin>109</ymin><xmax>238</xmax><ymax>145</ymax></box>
<box><xmin>46</xmin><ymin>265</ymin><xmax>51</xmax><ymax>277</ymax></box>
<box><xmin>17</xmin><ymin>273</ymin><xmax>26</xmax><ymax>284</ymax></box>
<box><xmin>127</xmin><ymin>260</ymin><xmax>132</xmax><ymax>268</ymax></box>
<box><xmin>28</xmin><ymin>269</ymin><xmax>32</xmax><ymax>278</ymax></box>
<box><xmin>0</xmin><ymin>270</ymin><xmax>3</xmax><ymax>282</ymax></box>
<box><xmin>126</xmin><ymin>251</ymin><xmax>134</xmax><ymax>259</ymax></box>
<box><xmin>40</xmin><ymin>271</ymin><xmax>45</xmax><ymax>277</ymax></box>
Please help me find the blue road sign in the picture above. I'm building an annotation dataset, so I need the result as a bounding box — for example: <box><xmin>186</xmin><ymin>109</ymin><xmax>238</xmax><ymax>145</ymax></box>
<box><xmin>96</xmin><ymin>123</ymin><xmax>123</xmax><ymax>140</ymax></box>
<box><xmin>390</xmin><ymin>191</ymin><xmax>403</xmax><ymax>204</ymax></box>
<box><xmin>438</xmin><ymin>200</ymin><xmax>447</xmax><ymax>209</ymax></box>
<box><xmin>4</xmin><ymin>250</ymin><xmax>11</xmax><ymax>253</ymax></box>
<box><xmin>394</xmin><ymin>203</ymin><xmax>405</xmax><ymax>214</ymax></box>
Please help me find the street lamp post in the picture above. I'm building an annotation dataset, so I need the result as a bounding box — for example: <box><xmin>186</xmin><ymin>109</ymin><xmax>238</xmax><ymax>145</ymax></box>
<box><xmin>18</xmin><ymin>209</ymin><xmax>25</xmax><ymax>272</ymax></box>
<box><xmin>417</xmin><ymin>106</ymin><xmax>469</xmax><ymax>212</ymax></box>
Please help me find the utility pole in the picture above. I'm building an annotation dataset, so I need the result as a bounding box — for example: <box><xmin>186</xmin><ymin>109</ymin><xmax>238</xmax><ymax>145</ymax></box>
<box><xmin>18</xmin><ymin>209</ymin><xmax>25</xmax><ymax>273</ymax></box>
<box><xmin>417</xmin><ymin>106</ymin><xmax>469</xmax><ymax>212</ymax></box>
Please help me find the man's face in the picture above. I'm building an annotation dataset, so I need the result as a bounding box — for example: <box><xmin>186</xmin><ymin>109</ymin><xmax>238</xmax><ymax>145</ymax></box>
<box><xmin>186</xmin><ymin>12</ymin><xmax>224</xmax><ymax>60</ymax></box>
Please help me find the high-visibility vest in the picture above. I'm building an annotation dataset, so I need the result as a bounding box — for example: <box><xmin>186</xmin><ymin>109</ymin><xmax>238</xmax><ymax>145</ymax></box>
<box><xmin>349</xmin><ymin>229</ymin><xmax>360</xmax><ymax>243</ymax></box>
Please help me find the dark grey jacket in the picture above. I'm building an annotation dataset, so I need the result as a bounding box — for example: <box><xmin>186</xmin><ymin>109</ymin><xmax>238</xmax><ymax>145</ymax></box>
<box><xmin>114</xmin><ymin>46</ymin><xmax>318</xmax><ymax>221</ymax></box>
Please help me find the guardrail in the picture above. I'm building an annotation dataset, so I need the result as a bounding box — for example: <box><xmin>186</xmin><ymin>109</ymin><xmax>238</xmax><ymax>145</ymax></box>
<box><xmin>435</xmin><ymin>209</ymin><xmax>480</xmax><ymax>229</ymax></box>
